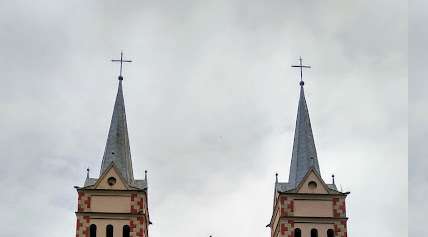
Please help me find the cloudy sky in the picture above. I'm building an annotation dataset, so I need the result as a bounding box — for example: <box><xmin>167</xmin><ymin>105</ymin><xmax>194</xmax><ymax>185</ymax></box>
<box><xmin>409</xmin><ymin>0</ymin><xmax>426</xmax><ymax>236</ymax></box>
<box><xmin>0</xmin><ymin>1</ymin><xmax>407</xmax><ymax>236</ymax></box>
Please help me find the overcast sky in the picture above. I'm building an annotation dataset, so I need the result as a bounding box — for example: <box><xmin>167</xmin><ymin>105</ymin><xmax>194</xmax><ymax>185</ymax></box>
<box><xmin>0</xmin><ymin>1</ymin><xmax>407</xmax><ymax>236</ymax></box>
<box><xmin>409</xmin><ymin>0</ymin><xmax>426</xmax><ymax>236</ymax></box>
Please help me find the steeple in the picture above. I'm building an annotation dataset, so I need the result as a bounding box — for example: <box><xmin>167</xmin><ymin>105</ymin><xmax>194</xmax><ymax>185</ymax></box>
<box><xmin>288</xmin><ymin>60</ymin><xmax>320</xmax><ymax>188</ymax></box>
<box><xmin>267</xmin><ymin>59</ymin><xmax>349</xmax><ymax>237</ymax></box>
<box><xmin>99</xmin><ymin>78</ymin><xmax>134</xmax><ymax>183</ymax></box>
<box><xmin>75</xmin><ymin>53</ymin><xmax>151</xmax><ymax>237</ymax></box>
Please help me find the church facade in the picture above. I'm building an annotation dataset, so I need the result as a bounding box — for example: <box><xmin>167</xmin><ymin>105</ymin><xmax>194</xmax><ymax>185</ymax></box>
<box><xmin>267</xmin><ymin>79</ymin><xmax>349</xmax><ymax>237</ymax></box>
<box><xmin>74</xmin><ymin>74</ymin><xmax>150</xmax><ymax>237</ymax></box>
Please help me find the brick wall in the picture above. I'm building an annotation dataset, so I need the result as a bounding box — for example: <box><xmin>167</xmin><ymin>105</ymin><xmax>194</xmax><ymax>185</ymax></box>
<box><xmin>279</xmin><ymin>196</ymin><xmax>295</xmax><ymax>217</ymax></box>
<box><xmin>129</xmin><ymin>216</ymin><xmax>147</xmax><ymax>237</ymax></box>
<box><xmin>332</xmin><ymin>197</ymin><xmax>346</xmax><ymax>218</ymax></box>
<box><xmin>334</xmin><ymin>220</ymin><xmax>347</xmax><ymax>237</ymax></box>
<box><xmin>76</xmin><ymin>215</ymin><xmax>90</xmax><ymax>237</ymax></box>
<box><xmin>279</xmin><ymin>220</ymin><xmax>295</xmax><ymax>237</ymax></box>
<box><xmin>77</xmin><ymin>192</ymin><xmax>91</xmax><ymax>212</ymax></box>
<box><xmin>130</xmin><ymin>193</ymin><xmax>145</xmax><ymax>214</ymax></box>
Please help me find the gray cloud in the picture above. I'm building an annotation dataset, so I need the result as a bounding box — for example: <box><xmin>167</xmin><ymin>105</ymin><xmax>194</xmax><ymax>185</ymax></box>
<box><xmin>409</xmin><ymin>0</ymin><xmax>426</xmax><ymax>236</ymax></box>
<box><xmin>0</xmin><ymin>0</ymin><xmax>407</xmax><ymax>236</ymax></box>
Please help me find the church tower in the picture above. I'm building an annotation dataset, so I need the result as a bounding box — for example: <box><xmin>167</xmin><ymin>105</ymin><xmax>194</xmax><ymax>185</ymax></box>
<box><xmin>75</xmin><ymin>54</ymin><xmax>150</xmax><ymax>237</ymax></box>
<box><xmin>267</xmin><ymin>59</ymin><xmax>349</xmax><ymax>237</ymax></box>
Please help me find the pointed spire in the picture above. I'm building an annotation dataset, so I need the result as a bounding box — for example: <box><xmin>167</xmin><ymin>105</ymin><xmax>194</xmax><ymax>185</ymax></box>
<box><xmin>288</xmin><ymin>82</ymin><xmax>321</xmax><ymax>188</ymax></box>
<box><xmin>100</xmin><ymin>79</ymin><xmax>134</xmax><ymax>183</ymax></box>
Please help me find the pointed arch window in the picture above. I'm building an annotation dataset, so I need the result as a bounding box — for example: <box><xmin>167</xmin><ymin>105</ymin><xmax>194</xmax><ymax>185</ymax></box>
<box><xmin>89</xmin><ymin>224</ymin><xmax>97</xmax><ymax>237</ymax></box>
<box><xmin>294</xmin><ymin>228</ymin><xmax>301</xmax><ymax>237</ymax></box>
<box><xmin>106</xmin><ymin>225</ymin><xmax>113</xmax><ymax>237</ymax></box>
<box><xmin>327</xmin><ymin>229</ymin><xmax>335</xmax><ymax>237</ymax></box>
<box><xmin>123</xmin><ymin>225</ymin><xmax>130</xmax><ymax>237</ymax></box>
<box><xmin>311</xmin><ymin>228</ymin><xmax>318</xmax><ymax>237</ymax></box>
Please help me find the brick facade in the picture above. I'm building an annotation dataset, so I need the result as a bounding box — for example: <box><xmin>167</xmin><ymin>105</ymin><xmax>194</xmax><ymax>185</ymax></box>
<box><xmin>76</xmin><ymin>215</ymin><xmax>90</xmax><ymax>237</ymax></box>
<box><xmin>75</xmin><ymin>191</ymin><xmax>149</xmax><ymax>237</ymax></box>
<box><xmin>279</xmin><ymin>196</ymin><xmax>295</xmax><ymax>217</ymax></box>
<box><xmin>334</xmin><ymin>220</ymin><xmax>347</xmax><ymax>237</ymax></box>
<box><xmin>279</xmin><ymin>220</ymin><xmax>295</xmax><ymax>237</ymax></box>
<box><xmin>333</xmin><ymin>197</ymin><xmax>346</xmax><ymax>218</ymax></box>
<box><xmin>271</xmin><ymin>194</ymin><xmax>348</xmax><ymax>237</ymax></box>
<box><xmin>130</xmin><ymin>193</ymin><xmax>146</xmax><ymax>214</ymax></box>
<box><xmin>332</xmin><ymin>197</ymin><xmax>348</xmax><ymax>237</ymax></box>
<box><xmin>77</xmin><ymin>192</ymin><xmax>91</xmax><ymax>212</ymax></box>
<box><xmin>129</xmin><ymin>216</ymin><xmax>147</xmax><ymax>237</ymax></box>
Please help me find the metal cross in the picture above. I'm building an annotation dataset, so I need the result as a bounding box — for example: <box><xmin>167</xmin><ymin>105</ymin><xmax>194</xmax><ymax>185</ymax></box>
<box><xmin>291</xmin><ymin>57</ymin><xmax>311</xmax><ymax>85</ymax></box>
<box><xmin>112</xmin><ymin>51</ymin><xmax>132</xmax><ymax>80</ymax></box>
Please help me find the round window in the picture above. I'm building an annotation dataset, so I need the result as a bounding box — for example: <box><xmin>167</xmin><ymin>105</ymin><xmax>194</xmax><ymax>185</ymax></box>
<box><xmin>308</xmin><ymin>181</ymin><xmax>317</xmax><ymax>190</ymax></box>
<box><xmin>107</xmin><ymin>177</ymin><xmax>117</xmax><ymax>186</ymax></box>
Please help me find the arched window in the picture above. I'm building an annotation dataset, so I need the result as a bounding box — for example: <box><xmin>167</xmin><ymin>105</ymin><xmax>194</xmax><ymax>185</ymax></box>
<box><xmin>294</xmin><ymin>228</ymin><xmax>301</xmax><ymax>237</ymax></box>
<box><xmin>123</xmin><ymin>225</ymin><xmax>130</xmax><ymax>237</ymax></box>
<box><xmin>89</xmin><ymin>224</ymin><xmax>97</xmax><ymax>237</ymax></box>
<box><xmin>106</xmin><ymin>225</ymin><xmax>113</xmax><ymax>237</ymax></box>
<box><xmin>327</xmin><ymin>229</ymin><xmax>335</xmax><ymax>237</ymax></box>
<box><xmin>311</xmin><ymin>228</ymin><xmax>318</xmax><ymax>237</ymax></box>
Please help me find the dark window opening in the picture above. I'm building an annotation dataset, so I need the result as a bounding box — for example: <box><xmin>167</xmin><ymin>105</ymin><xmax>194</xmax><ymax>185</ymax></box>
<box><xmin>294</xmin><ymin>228</ymin><xmax>301</xmax><ymax>237</ymax></box>
<box><xmin>89</xmin><ymin>224</ymin><xmax>97</xmax><ymax>237</ymax></box>
<box><xmin>123</xmin><ymin>225</ymin><xmax>130</xmax><ymax>237</ymax></box>
<box><xmin>107</xmin><ymin>177</ymin><xmax>117</xmax><ymax>186</ymax></box>
<box><xmin>327</xmin><ymin>229</ymin><xmax>335</xmax><ymax>237</ymax></box>
<box><xmin>311</xmin><ymin>228</ymin><xmax>318</xmax><ymax>237</ymax></box>
<box><xmin>106</xmin><ymin>225</ymin><xmax>113</xmax><ymax>237</ymax></box>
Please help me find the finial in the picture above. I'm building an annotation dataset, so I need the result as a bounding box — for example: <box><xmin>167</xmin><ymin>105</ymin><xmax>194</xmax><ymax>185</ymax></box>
<box><xmin>145</xmin><ymin>170</ymin><xmax>148</xmax><ymax>180</ymax></box>
<box><xmin>291</xmin><ymin>57</ymin><xmax>311</xmax><ymax>86</ymax></box>
<box><xmin>86</xmin><ymin>168</ymin><xmax>90</xmax><ymax>179</ymax></box>
<box><xmin>275</xmin><ymin>173</ymin><xmax>278</xmax><ymax>183</ymax></box>
<box><xmin>112</xmin><ymin>51</ymin><xmax>132</xmax><ymax>81</ymax></box>
<box><xmin>332</xmin><ymin>174</ymin><xmax>335</xmax><ymax>185</ymax></box>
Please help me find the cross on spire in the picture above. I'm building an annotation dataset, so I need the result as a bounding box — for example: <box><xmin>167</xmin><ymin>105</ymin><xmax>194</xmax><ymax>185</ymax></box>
<box><xmin>291</xmin><ymin>57</ymin><xmax>311</xmax><ymax>86</ymax></box>
<box><xmin>112</xmin><ymin>51</ymin><xmax>132</xmax><ymax>81</ymax></box>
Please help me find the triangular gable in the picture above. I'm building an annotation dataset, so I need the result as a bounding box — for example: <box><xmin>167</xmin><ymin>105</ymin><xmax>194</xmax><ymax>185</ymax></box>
<box><xmin>94</xmin><ymin>162</ymin><xmax>129</xmax><ymax>190</ymax></box>
<box><xmin>295</xmin><ymin>168</ymin><xmax>330</xmax><ymax>194</ymax></box>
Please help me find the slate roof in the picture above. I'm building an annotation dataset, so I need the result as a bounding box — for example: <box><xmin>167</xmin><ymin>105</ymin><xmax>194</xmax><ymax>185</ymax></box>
<box><xmin>275</xmin><ymin>182</ymin><xmax>338</xmax><ymax>193</ymax></box>
<box><xmin>99</xmin><ymin>80</ymin><xmax>134</xmax><ymax>183</ymax></box>
<box><xmin>83</xmin><ymin>177</ymin><xmax>147</xmax><ymax>190</ymax></box>
<box><xmin>288</xmin><ymin>84</ymin><xmax>321</xmax><ymax>188</ymax></box>
<box><xmin>84</xmin><ymin>178</ymin><xmax>97</xmax><ymax>187</ymax></box>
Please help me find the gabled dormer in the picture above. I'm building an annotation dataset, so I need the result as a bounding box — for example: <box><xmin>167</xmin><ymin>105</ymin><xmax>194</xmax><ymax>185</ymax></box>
<box><xmin>94</xmin><ymin>162</ymin><xmax>131</xmax><ymax>190</ymax></box>
<box><xmin>295</xmin><ymin>168</ymin><xmax>330</xmax><ymax>194</ymax></box>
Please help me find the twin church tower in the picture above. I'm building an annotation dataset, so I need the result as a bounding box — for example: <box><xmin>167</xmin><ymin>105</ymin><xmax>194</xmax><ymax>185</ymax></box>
<box><xmin>74</xmin><ymin>54</ymin><xmax>349</xmax><ymax>237</ymax></box>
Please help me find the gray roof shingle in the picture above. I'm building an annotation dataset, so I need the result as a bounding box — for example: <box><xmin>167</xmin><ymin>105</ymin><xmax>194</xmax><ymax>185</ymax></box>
<box><xmin>288</xmin><ymin>85</ymin><xmax>321</xmax><ymax>188</ymax></box>
<box><xmin>275</xmin><ymin>182</ymin><xmax>338</xmax><ymax>193</ymax></box>
<box><xmin>83</xmin><ymin>177</ymin><xmax>147</xmax><ymax>190</ymax></box>
<box><xmin>99</xmin><ymin>80</ymin><xmax>134</xmax><ymax>184</ymax></box>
